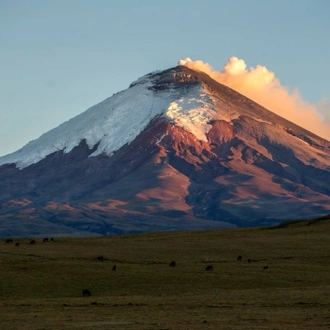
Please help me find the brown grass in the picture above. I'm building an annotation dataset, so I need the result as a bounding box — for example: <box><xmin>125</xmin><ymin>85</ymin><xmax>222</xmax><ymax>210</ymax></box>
<box><xmin>0</xmin><ymin>219</ymin><xmax>330</xmax><ymax>329</ymax></box>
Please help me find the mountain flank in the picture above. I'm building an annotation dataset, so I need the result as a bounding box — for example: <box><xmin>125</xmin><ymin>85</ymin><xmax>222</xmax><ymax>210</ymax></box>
<box><xmin>1</xmin><ymin>66</ymin><xmax>330</xmax><ymax>237</ymax></box>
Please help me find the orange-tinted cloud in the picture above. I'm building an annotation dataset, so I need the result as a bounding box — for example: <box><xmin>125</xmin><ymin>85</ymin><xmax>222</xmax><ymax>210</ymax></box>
<box><xmin>178</xmin><ymin>57</ymin><xmax>330</xmax><ymax>141</ymax></box>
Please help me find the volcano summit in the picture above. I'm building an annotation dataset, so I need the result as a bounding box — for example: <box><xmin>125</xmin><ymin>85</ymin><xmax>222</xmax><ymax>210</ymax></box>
<box><xmin>1</xmin><ymin>65</ymin><xmax>330</xmax><ymax>237</ymax></box>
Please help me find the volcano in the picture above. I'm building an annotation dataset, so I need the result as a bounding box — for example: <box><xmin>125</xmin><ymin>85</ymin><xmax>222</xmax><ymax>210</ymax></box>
<box><xmin>1</xmin><ymin>65</ymin><xmax>330</xmax><ymax>237</ymax></box>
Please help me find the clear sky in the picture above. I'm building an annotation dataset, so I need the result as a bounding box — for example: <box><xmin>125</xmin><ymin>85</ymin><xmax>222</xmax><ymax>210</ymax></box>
<box><xmin>1</xmin><ymin>0</ymin><xmax>329</xmax><ymax>156</ymax></box>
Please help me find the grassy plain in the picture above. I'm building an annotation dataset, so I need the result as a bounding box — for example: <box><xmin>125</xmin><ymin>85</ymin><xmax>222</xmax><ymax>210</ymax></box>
<box><xmin>0</xmin><ymin>217</ymin><xmax>330</xmax><ymax>329</ymax></box>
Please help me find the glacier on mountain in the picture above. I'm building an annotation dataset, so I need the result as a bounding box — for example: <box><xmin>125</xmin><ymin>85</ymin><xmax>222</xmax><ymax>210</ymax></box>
<box><xmin>2</xmin><ymin>65</ymin><xmax>327</xmax><ymax>171</ymax></box>
<box><xmin>0</xmin><ymin>68</ymin><xmax>228</xmax><ymax>169</ymax></box>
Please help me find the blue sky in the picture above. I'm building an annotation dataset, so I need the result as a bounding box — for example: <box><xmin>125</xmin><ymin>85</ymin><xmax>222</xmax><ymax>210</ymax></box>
<box><xmin>1</xmin><ymin>0</ymin><xmax>329</xmax><ymax>156</ymax></box>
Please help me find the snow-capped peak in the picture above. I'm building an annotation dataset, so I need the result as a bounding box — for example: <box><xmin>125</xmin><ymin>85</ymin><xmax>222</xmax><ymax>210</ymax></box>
<box><xmin>3</xmin><ymin>64</ymin><xmax>321</xmax><ymax>170</ymax></box>
<box><xmin>0</xmin><ymin>66</ymin><xmax>226</xmax><ymax>169</ymax></box>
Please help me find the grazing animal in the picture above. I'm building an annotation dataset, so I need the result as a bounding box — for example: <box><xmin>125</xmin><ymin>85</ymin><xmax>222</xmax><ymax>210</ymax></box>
<box><xmin>29</xmin><ymin>240</ymin><xmax>36</xmax><ymax>245</ymax></box>
<box><xmin>82</xmin><ymin>289</ymin><xmax>91</xmax><ymax>297</ymax></box>
<box><xmin>15</xmin><ymin>242</ymin><xmax>19</xmax><ymax>247</ymax></box>
<box><xmin>263</xmin><ymin>265</ymin><xmax>269</xmax><ymax>270</ymax></box>
<box><xmin>112</xmin><ymin>265</ymin><xmax>117</xmax><ymax>271</ymax></box>
<box><xmin>248</xmin><ymin>258</ymin><xmax>251</xmax><ymax>263</ymax></box>
<box><xmin>169</xmin><ymin>261</ymin><xmax>176</xmax><ymax>267</ymax></box>
<box><xmin>205</xmin><ymin>265</ymin><xmax>213</xmax><ymax>271</ymax></box>
<box><xmin>5</xmin><ymin>239</ymin><xmax>13</xmax><ymax>244</ymax></box>
<box><xmin>97</xmin><ymin>256</ymin><xmax>104</xmax><ymax>262</ymax></box>
<box><xmin>237</xmin><ymin>255</ymin><xmax>242</xmax><ymax>261</ymax></box>
<box><xmin>50</xmin><ymin>238</ymin><xmax>54</xmax><ymax>242</ymax></box>
<box><xmin>42</xmin><ymin>238</ymin><xmax>49</xmax><ymax>242</ymax></box>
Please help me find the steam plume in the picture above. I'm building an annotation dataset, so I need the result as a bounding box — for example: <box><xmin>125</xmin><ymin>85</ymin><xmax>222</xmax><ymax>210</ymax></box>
<box><xmin>178</xmin><ymin>57</ymin><xmax>330</xmax><ymax>140</ymax></box>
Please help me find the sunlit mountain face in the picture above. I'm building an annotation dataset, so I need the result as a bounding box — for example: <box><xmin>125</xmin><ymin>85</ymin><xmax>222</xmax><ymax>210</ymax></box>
<box><xmin>1</xmin><ymin>66</ymin><xmax>330</xmax><ymax>238</ymax></box>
